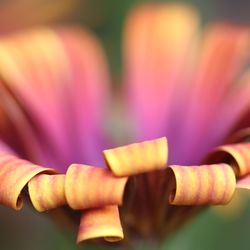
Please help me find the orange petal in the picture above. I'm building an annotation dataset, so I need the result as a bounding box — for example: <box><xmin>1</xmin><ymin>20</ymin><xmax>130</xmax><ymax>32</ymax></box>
<box><xmin>65</xmin><ymin>164</ymin><xmax>128</xmax><ymax>210</ymax></box>
<box><xmin>103</xmin><ymin>137</ymin><xmax>168</xmax><ymax>177</ymax></box>
<box><xmin>168</xmin><ymin>164</ymin><xmax>236</xmax><ymax>205</ymax></box>
<box><xmin>77</xmin><ymin>206</ymin><xmax>123</xmax><ymax>243</ymax></box>
<box><xmin>28</xmin><ymin>174</ymin><xmax>66</xmax><ymax>212</ymax></box>
<box><xmin>0</xmin><ymin>152</ymin><xmax>54</xmax><ymax>210</ymax></box>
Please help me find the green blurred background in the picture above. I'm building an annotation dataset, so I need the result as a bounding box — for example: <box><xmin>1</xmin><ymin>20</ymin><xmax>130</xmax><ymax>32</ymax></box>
<box><xmin>1</xmin><ymin>0</ymin><xmax>250</xmax><ymax>249</ymax></box>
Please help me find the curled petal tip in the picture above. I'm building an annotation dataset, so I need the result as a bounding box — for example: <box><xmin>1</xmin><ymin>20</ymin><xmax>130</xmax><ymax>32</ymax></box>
<box><xmin>205</xmin><ymin>143</ymin><xmax>250</xmax><ymax>177</ymax></box>
<box><xmin>65</xmin><ymin>164</ymin><xmax>128</xmax><ymax>210</ymax></box>
<box><xmin>28</xmin><ymin>174</ymin><xmax>66</xmax><ymax>212</ymax></box>
<box><xmin>168</xmin><ymin>164</ymin><xmax>236</xmax><ymax>205</ymax></box>
<box><xmin>103</xmin><ymin>137</ymin><xmax>168</xmax><ymax>177</ymax></box>
<box><xmin>77</xmin><ymin>206</ymin><xmax>123</xmax><ymax>244</ymax></box>
<box><xmin>0</xmin><ymin>153</ymin><xmax>54</xmax><ymax>210</ymax></box>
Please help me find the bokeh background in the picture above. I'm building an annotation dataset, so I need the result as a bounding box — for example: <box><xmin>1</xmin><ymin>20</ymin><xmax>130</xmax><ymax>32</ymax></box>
<box><xmin>0</xmin><ymin>0</ymin><xmax>250</xmax><ymax>249</ymax></box>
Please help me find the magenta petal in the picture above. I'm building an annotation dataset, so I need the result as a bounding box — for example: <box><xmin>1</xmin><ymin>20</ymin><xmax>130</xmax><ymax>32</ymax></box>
<box><xmin>124</xmin><ymin>6</ymin><xmax>250</xmax><ymax>165</ymax></box>
<box><xmin>123</xmin><ymin>4</ymin><xmax>199</xmax><ymax>163</ymax></box>
<box><xmin>181</xmin><ymin>24</ymin><xmax>250</xmax><ymax>164</ymax></box>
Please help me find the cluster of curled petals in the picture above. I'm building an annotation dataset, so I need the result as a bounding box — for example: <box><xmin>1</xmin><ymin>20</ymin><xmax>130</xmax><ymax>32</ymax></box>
<box><xmin>0</xmin><ymin>134</ymin><xmax>250</xmax><ymax>244</ymax></box>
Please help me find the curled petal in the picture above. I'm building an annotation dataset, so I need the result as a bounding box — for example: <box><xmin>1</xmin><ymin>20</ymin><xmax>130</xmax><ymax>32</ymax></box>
<box><xmin>65</xmin><ymin>164</ymin><xmax>128</xmax><ymax>210</ymax></box>
<box><xmin>168</xmin><ymin>164</ymin><xmax>236</xmax><ymax>205</ymax></box>
<box><xmin>77</xmin><ymin>206</ymin><xmax>123</xmax><ymax>243</ymax></box>
<box><xmin>0</xmin><ymin>151</ymin><xmax>126</xmax><ymax>243</ymax></box>
<box><xmin>28</xmin><ymin>174</ymin><xmax>66</xmax><ymax>212</ymax></box>
<box><xmin>2</xmin><ymin>136</ymin><xmax>250</xmax><ymax>244</ymax></box>
<box><xmin>205</xmin><ymin>143</ymin><xmax>250</xmax><ymax>176</ymax></box>
<box><xmin>103</xmin><ymin>137</ymin><xmax>167</xmax><ymax>176</ymax></box>
<box><xmin>0</xmin><ymin>152</ymin><xmax>54</xmax><ymax>210</ymax></box>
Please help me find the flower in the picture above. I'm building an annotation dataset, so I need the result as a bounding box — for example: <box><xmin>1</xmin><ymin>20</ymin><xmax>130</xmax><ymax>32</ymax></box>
<box><xmin>0</xmin><ymin>2</ymin><xmax>250</xmax><ymax>247</ymax></box>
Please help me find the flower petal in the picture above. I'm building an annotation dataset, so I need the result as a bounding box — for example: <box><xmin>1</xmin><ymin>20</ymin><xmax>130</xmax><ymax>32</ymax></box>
<box><xmin>168</xmin><ymin>164</ymin><xmax>236</xmax><ymax>205</ymax></box>
<box><xmin>77</xmin><ymin>206</ymin><xmax>124</xmax><ymax>243</ymax></box>
<box><xmin>181</xmin><ymin>23</ymin><xmax>250</xmax><ymax>163</ymax></box>
<box><xmin>65</xmin><ymin>164</ymin><xmax>128</xmax><ymax>210</ymax></box>
<box><xmin>124</xmin><ymin>4</ymin><xmax>199</xmax><ymax>149</ymax></box>
<box><xmin>28</xmin><ymin>174</ymin><xmax>66</xmax><ymax>212</ymax></box>
<box><xmin>103</xmin><ymin>137</ymin><xmax>167</xmax><ymax>176</ymax></box>
<box><xmin>0</xmin><ymin>27</ymin><xmax>110</xmax><ymax>170</ymax></box>
<box><xmin>0</xmin><ymin>149</ymin><xmax>125</xmax><ymax>243</ymax></box>
<box><xmin>205</xmin><ymin>143</ymin><xmax>250</xmax><ymax>176</ymax></box>
<box><xmin>0</xmin><ymin>152</ymin><xmax>54</xmax><ymax>210</ymax></box>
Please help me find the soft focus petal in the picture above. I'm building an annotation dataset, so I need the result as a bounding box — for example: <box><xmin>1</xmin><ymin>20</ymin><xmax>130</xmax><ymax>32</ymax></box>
<box><xmin>124</xmin><ymin>3</ymin><xmax>199</xmax><ymax>145</ymax></box>
<box><xmin>0</xmin><ymin>27</ymin><xmax>110</xmax><ymax>170</ymax></box>
<box><xmin>180</xmin><ymin>23</ymin><xmax>250</xmax><ymax>164</ymax></box>
<box><xmin>125</xmin><ymin>6</ymin><xmax>250</xmax><ymax>164</ymax></box>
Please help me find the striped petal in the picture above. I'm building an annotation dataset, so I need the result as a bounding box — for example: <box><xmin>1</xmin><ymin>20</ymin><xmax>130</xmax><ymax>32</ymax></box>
<box><xmin>103</xmin><ymin>137</ymin><xmax>167</xmax><ymax>176</ymax></box>
<box><xmin>77</xmin><ymin>206</ymin><xmax>123</xmax><ymax>243</ymax></box>
<box><xmin>0</xmin><ymin>138</ymin><xmax>167</xmax><ymax>243</ymax></box>
<box><xmin>65</xmin><ymin>164</ymin><xmax>128</xmax><ymax>210</ymax></box>
<box><xmin>0</xmin><ymin>150</ymin><xmax>126</xmax><ymax>243</ymax></box>
<box><xmin>2</xmin><ymin>136</ymin><xmax>250</xmax><ymax>244</ymax></box>
<box><xmin>204</xmin><ymin>140</ymin><xmax>250</xmax><ymax>190</ymax></box>
<box><xmin>168</xmin><ymin>164</ymin><xmax>236</xmax><ymax>205</ymax></box>
<box><xmin>205</xmin><ymin>143</ymin><xmax>250</xmax><ymax>177</ymax></box>
<box><xmin>28</xmin><ymin>164</ymin><xmax>128</xmax><ymax>212</ymax></box>
<box><xmin>0</xmin><ymin>152</ymin><xmax>54</xmax><ymax>210</ymax></box>
<box><xmin>28</xmin><ymin>174</ymin><xmax>66</xmax><ymax>212</ymax></box>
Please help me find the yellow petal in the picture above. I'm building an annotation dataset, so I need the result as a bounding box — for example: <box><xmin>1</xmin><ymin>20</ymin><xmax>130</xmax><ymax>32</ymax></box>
<box><xmin>205</xmin><ymin>143</ymin><xmax>250</xmax><ymax>176</ymax></box>
<box><xmin>28</xmin><ymin>174</ymin><xmax>66</xmax><ymax>212</ymax></box>
<box><xmin>0</xmin><ymin>152</ymin><xmax>54</xmax><ymax>210</ymax></box>
<box><xmin>103</xmin><ymin>137</ymin><xmax>168</xmax><ymax>177</ymax></box>
<box><xmin>65</xmin><ymin>164</ymin><xmax>128</xmax><ymax>210</ymax></box>
<box><xmin>168</xmin><ymin>164</ymin><xmax>236</xmax><ymax>205</ymax></box>
<box><xmin>77</xmin><ymin>206</ymin><xmax>123</xmax><ymax>243</ymax></box>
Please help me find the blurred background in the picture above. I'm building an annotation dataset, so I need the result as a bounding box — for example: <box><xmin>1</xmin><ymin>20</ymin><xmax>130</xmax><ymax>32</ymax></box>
<box><xmin>0</xmin><ymin>0</ymin><xmax>250</xmax><ymax>249</ymax></box>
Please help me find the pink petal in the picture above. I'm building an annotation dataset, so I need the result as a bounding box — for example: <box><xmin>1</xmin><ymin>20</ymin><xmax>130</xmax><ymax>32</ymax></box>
<box><xmin>181</xmin><ymin>24</ymin><xmax>250</xmax><ymax>164</ymax></box>
<box><xmin>0</xmin><ymin>28</ymin><xmax>110</xmax><ymax>170</ymax></box>
<box><xmin>124</xmin><ymin>4</ymin><xmax>199</xmax><ymax>163</ymax></box>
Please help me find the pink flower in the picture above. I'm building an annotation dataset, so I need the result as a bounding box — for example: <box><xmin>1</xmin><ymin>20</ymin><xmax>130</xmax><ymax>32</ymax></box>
<box><xmin>0</xmin><ymin>3</ymin><xmax>250</xmax><ymax>246</ymax></box>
